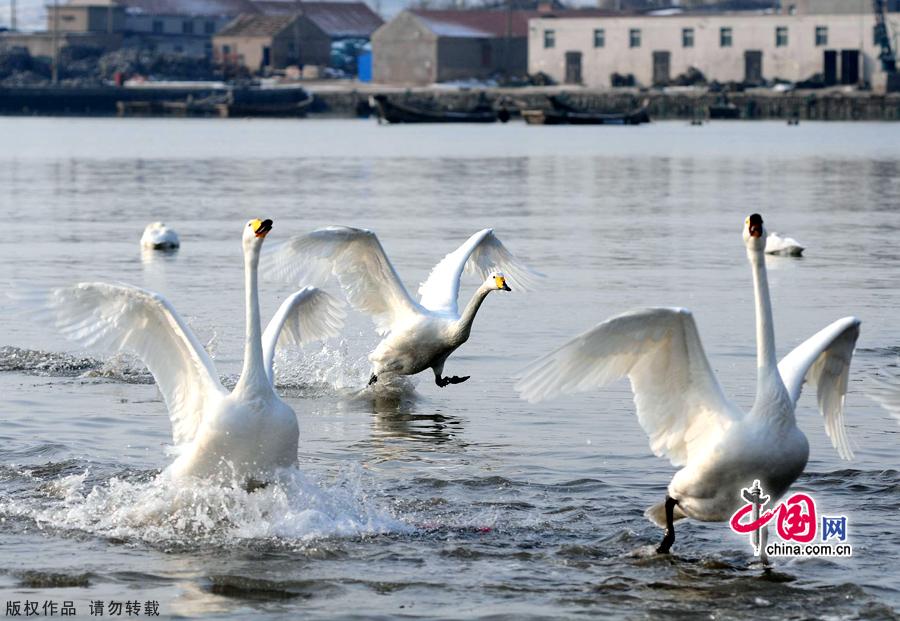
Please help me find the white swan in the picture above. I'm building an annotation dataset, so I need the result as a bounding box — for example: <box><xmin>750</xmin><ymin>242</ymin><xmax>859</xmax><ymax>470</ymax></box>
<box><xmin>765</xmin><ymin>232</ymin><xmax>804</xmax><ymax>256</ymax></box>
<box><xmin>34</xmin><ymin>219</ymin><xmax>344</xmax><ymax>484</ymax></box>
<box><xmin>264</xmin><ymin>226</ymin><xmax>540</xmax><ymax>388</ymax></box>
<box><xmin>141</xmin><ymin>222</ymin><xmax>180</xmax><ymax>250</ymax></box>
<box><xmin>516</xmin><ymin>213</ymin><xmax>859</xmax><ymax>554</ymax></box>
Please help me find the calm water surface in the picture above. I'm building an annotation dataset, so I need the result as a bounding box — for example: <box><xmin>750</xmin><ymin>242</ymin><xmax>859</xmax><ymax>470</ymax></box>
<box><xmin>1</xmin><ymin>118</ymin><xmax>899</xmax><ymax>619</ymax></box>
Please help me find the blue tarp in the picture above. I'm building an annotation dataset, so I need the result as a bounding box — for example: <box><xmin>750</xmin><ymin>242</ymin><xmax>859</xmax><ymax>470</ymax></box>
<box><xmin>358</xmin><ymin>52</ymin><xmax>372</xmax><ymax>83</ymax></box>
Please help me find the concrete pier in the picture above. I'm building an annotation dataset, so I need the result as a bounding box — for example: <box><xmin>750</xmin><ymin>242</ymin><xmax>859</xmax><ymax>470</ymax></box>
<box><xmin>2</xmin><ymin>83</ymin><xmax>899</xmax><ymax>120</ymax></box>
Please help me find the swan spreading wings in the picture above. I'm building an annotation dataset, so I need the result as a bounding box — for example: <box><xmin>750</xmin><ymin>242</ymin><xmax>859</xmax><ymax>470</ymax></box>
<box><xmin>517</xmin><ymin>214</ymin><xmax>859</xmax><ymax>554</ymax></box>
<box><xmin>27</xmin><ymin>219</ymin><xmax>345</xmax><ymax>484</ymax></box>
<box><xmin>264</xmin><ymin>226</ymin><xmax>540</xmax><ymax>387</ymax></box>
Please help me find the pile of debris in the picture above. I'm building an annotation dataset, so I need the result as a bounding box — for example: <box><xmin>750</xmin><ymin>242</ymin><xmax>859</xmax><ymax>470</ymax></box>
<box><xmin>0</xmin><ymin>45</ymin><xmax>216</xmax><ymax>86</ymax></box>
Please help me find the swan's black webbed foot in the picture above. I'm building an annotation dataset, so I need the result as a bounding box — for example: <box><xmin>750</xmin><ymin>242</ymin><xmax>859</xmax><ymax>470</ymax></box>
<box><xmin>656</xmin><ymin>495</ymin><xmax>678</xmax><ymax>554</ymax></box>
<box><xmin>436</xmin><ymin>375</ymin><xmax>470</xmax><ymax>387</ymax></box>
<box><xmin>368</xmin><ymin>374</ymin><xmax>378</xmax><ymax>386</ymax></box>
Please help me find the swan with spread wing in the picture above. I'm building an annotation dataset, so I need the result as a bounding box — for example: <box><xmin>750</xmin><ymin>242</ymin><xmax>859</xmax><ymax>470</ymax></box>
<box><xmin>516</xmin><ymin>214</ymin><xmax>859</xmax><ymax>554</ymax></box>
<box><xmin>264</xmin><ymin>227</ymin><xmax>540</xmax><ymax>388</ymax></box>
<box><xmin>32</xmin><ymin>219</ymin><xmax>345</xmax><ymax>484</ymax></box>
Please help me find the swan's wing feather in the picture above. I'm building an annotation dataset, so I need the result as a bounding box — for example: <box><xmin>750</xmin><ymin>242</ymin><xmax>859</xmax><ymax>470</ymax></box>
<box><xmin>868</xmin><ymin>373</ymin><xmax>900</xmax><ymax>424</ymax></box>
<box><xmin>34</xmin><ymin>283</ymin><xmax>225</xmax><ymax>445</ymax></box>
<box><xmin>777</xmin><ymin>316</ymin><xmax>860</xmax><ymax>460</ymax></box>
<box><xmin>264</xmin><ymin>226</ymin><xmax>419</xmax><ymax>335</ymax></box>
<box><xmin>516</xmin><ymin>308</ymin><xmax>736</xmax><ymax>466</ymax></box>
<box><xmin>418</xmin><ymin>229</ymin><xmax>542</xmax><ymax>315</ymax></box>
<box><xmin>261</xmin><ymin>287</ymin><xmax>346</xmax><ymax>383</ymax></box>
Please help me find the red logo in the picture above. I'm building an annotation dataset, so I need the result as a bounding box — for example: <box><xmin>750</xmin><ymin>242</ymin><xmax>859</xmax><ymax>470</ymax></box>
<box><xmin>730</xmin><ymin>491</ymin><xmax>817</xmax><ymax>543</ymax></box>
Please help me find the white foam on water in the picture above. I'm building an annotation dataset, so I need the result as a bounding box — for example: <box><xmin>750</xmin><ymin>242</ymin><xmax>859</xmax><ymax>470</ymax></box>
<box><xmin>0</xmin><ymin>463</ymin><xmax>410</xmax><ymax>547</ymax></box>
<box><xmin>273</xmin><ymin>339</ymin><xmax>373</xmax><ymax>396</ymax></box>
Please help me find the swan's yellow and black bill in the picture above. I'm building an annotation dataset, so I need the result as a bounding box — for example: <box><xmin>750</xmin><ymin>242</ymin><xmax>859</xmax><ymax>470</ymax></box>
<box><xmin>252</xmin><ymin>218</ymin><xmax>273</xmax><ymax>238</ymax></box>
<box><xmin>495</xmin><ymin>275</ymin><xmax>512</xmax><ymax>291</ymax></box>
<box><xmin>748</xmin><ymin>213</ymin><xmax>763</xmax><ymax>238</ymax></box>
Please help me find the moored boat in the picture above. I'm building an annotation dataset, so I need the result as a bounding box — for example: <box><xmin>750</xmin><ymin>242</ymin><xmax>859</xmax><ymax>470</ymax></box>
<box><xmin>370</xmin><ymin>94</ymin><xmax>504</xmax><ymax>124</ymax></box>
<box><xmin>522</xmin><ymin>96</ymin><xmax>650</xmax><ymax>126</ymax></box>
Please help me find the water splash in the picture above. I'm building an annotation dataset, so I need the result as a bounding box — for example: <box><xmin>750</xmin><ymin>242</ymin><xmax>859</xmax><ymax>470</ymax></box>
<box><xmin>273</xmin><ymin>339</ymin><xmax>372</xmax><ymax>397</ymax></box>
<box><xmin>0</xmin><ymin>346</ymin><xmax>101</xmax><ymax>377</ymax></box>
<box><xmin>0</xmin><ymin>463</ymin><xmax>409</xmax><ymax>548</ymax></box>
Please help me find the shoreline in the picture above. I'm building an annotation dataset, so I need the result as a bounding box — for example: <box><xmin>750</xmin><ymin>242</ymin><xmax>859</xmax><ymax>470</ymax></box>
<box><xmin>2</xmin><ymin>82</ymin><xmax>899</xmax><ymax>121</ymax></box>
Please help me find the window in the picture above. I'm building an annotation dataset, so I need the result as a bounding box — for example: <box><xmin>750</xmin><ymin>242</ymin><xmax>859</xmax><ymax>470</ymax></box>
<box><xmin>543</xmin><ymin>29</ymin><xmax>555</xmax><ymax>49</ymax></box>
<box><xmin>815</xmin><ymin>25</ymin><xmax>827</xmax><ymax>46</ymax></box>
<box><xmin>629</xmin><ymin>28</ymin><xmax>641</xmax><ymax>48</ymax></box>
<box><xmin>205</xmin><ymin>20</ymin><xmax>215</xmax><ymax>34</ymax></box>
<box><xmin>152</xmin><ymin>19</ymin><xmax>163</xmax><ymax>34</ymax></box>
<box><xmin>720</xmin><ymin>27</ymin><xmax>732</xmax><ymax>47</ymax></box>
<box><xmin>776</xmin><ymin>26</ymin><xmax>788</xmax><ymax>47</ymax></box>
<box><xmin>182</xmin><ymin>20</ymin><xmax>193</xmax><ymax>34</ymax></box>
<box><xmin>593</xmin><ymin>28</ymin><xmax>604</xmax><ymax>48</ymax></box>
<box><xmin>222</xmin><ymin>44</ymin><xmax>231</xmax><ymax>55</ymax></box>
<box><xmin>682</xmin><ymin>27</ymin><xmax>694</xmax><ymax>48</ymax></box>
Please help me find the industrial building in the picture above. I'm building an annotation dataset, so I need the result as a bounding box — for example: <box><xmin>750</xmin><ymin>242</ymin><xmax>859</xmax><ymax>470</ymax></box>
<box><xmin>372</xmin><ymin>8</ymin><xmax>615</xmax><ymax>85</ymax></box>
<box><xmin>528</xmin><ymin>11</ymin><xmax>900</xmax><ymax>90</ymax></box>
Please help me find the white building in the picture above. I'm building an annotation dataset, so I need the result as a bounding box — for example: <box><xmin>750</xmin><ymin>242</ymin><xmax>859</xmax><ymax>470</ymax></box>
<box><xmin>528</xmin><ymin>12</ymin><xmax>900</xmax><ymax>90</ymax></box>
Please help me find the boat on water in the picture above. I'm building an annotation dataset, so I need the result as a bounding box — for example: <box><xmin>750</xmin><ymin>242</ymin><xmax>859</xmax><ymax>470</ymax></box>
<box><xmin>370</xmin><ymin>94</ymin><xmax>507</xmax><ymax>124</ymax></box>
<box><xmin>521</xmin><ymin>96</ymin><xmax>650</xmax><ymax>125</ymax></box>
<box><xmin>708</xmin><ymin>96</ymin><xmax>741</xmax><ymax>120</ymax></box>
<box><xmin>117</xmin><ymin>86</ymin><xmax>313</xmax><ymax>118</ymax></box>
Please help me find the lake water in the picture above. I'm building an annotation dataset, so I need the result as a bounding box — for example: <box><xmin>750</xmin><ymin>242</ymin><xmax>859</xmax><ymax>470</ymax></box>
<box><xmin>1</xmin><ymin>118</ymin><xmax>899</xmax><ymax>620</ymax></box>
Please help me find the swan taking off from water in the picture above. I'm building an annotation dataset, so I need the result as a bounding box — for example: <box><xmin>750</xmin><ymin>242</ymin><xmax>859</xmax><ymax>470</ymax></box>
<box><xmin>264</xmin><ymin>227</ymin><xmax>540</xmax><ymax>388</ymax></box>
<box><xmin>765</xmin><ymin>232</ymin><xmax>804</xmax><ymax>256</ymax></box>
<box><xmin>32</xmin><ymin>219</ymin><xmax>344</xmax><ymax>484</ymax></box>
<box><xmin>516</xmin><ymin>214</ymin><xmax>859</xmax><ymax>554</ymax></box>
<box><xmin>141</xmin><ymin>222</ymin><xmax>180</xmax><ymax>250</ymax></box>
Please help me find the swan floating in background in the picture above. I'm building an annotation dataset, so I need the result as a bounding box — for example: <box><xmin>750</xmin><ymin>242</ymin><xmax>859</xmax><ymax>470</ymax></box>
<box><xmin>32</xmin><ymin>219</ymin><xmax>344</xmax><ymax>485</ymax></box>
<box><xmin>516</xmin><ymin>214</ymin><xmax>859</xmax><ymax>555</ymax></box>
<box><xmin>141</xmin><ymin>222</ymin><xmax>180</xmax><ymax>250</ymax></box>
<box><xmin>765</xmin><ymin>232</ymin><xmax>804</xmax><ymax>256</ymax></box>
<box><xmin>265</xmin><ymin>227</ymin><xmax>540</xmax><ymax>388</ymax></box>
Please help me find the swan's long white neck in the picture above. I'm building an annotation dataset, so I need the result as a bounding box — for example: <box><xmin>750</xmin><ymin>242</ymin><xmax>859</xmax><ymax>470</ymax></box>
<box><xmin>235</xmin><ymin>240</ymin><xmax>268</xmax><ymax>396</ymax></box>
<box><xmin>748</xmin><ymin>245</ymin><xmax>789</xmax><ymax>415</ymax></box>
<box><xmin>453</xmin><ymin>284</ymin><xmax>492</xmax><ymax>344</ymax></box>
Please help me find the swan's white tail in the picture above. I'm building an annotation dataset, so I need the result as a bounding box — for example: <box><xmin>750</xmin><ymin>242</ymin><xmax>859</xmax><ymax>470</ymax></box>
<box><xmin>645</xmin><ymin>500</ymin><xmax>687</xmax><ymax>528</ymax></box>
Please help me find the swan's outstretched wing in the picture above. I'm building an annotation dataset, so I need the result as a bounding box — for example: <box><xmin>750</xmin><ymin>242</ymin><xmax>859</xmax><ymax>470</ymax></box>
<box><xmin>868</xmin><ymin>373</ymin><xmax>900</xmax><ymax>424</ymax></box>
<box><xmin>33</xmin><ymin>282</ymin><xmax>226</xmax><ymax>445</ymax></box>
<box><xmin>261</xmin><ymin>287</ymin><xmax>346</xmax><ymax>384</ymax></box>
<box><xmin>516</xmin><ymin>308</ymin><xmax>737</xmax><ymax>466</ymax></box>
<box><xmin>263</xmin><ymin>226</ymin><xmax>420</xmax><ymax>335</ymax></box>
<box><xmin>777</xmin><ymin>316</ymin><xmax>860</xmax><ymax>460</ymax></box>
<box><xmin>418</xmin><ymin>228</ymin><xmax>541</xmax><ymax>315</ymax></box>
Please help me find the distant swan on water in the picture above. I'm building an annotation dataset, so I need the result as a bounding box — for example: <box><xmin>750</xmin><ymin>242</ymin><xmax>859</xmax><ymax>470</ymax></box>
<box><xmin>516</xmin><ymin>214</ymin><xmax>859</xmax><ymax>554</ymax></box>
<box><xmin>29</xmin><ymin>219</ymin><xmax>345</xmax><ymax>485</ymax></box>
<box><xmin>141</xmin><ymin>222</ymin><xmax>180</xmax><ymax>250</ymax></box>
<box><xmin>264</xmin><ymin>227</ymin><xmax>540</xmax><ymax>388</ymax></box>
<box><xmin>765</xmin><ymin>232</ymin><xmax>804</xmax><ymax>256</ymax></box>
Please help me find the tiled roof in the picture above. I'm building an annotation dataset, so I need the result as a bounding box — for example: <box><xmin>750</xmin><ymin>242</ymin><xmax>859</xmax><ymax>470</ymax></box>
<box><xmin>300</xmin><ymin>2</ymin><xmax>382</xmax><ymax>37</ymax></box>
<box><xmin>410</xmin><ymin>9</ymin><xmax>620</xmax><ymax>38</ymax></box>
<box><xmin>120</xmin><ymin>0</ymin><xmax>260</xmax><ymax>16</ymax></box>
<box><xmin>215</xmin><ymin>12</ymin><xmax>296</xmax><ymax>35</ymax></box>
<box><xmin>252</xmin><ymin>1</ymin><xmax>383</xmax><ymax>37</ymax></box>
